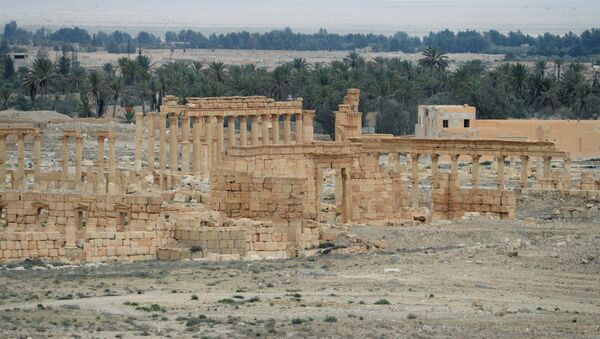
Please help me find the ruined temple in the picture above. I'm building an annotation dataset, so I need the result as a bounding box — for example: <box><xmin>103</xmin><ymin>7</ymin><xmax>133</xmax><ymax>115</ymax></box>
<box><xmin>0</xmin><ymin>89</ymin><xmax>597</xmax><ymax>263</ymax></box>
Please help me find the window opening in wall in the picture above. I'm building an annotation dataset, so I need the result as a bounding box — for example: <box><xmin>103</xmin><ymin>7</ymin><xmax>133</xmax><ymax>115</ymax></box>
<box><xmin>442</xmin><ymin>120</ymin><xmax>449</xmax><ymax>128</ymax></box>
<box><xmin>37</xmin><ymin>208</ymin><xmax>49</xmax><ymax>228</ymax></box>
<box><xmin>0</xmin><ymin>208</ymin><xmax>6</xmax><ymax>228</ymax></box>
<box><xmin>464</xmin><ymin>119</ymin><xmax>470</xmax><ymax>128</ymax></box>
<box><xmin>117</xmin><ymin>211</ymin><xmax>129</xmax><ymax>232</ymax></box>
<box><xmin>76</xmin><ymin>209</ymin><xmax>88</xmax><ymax>229</ymax></box>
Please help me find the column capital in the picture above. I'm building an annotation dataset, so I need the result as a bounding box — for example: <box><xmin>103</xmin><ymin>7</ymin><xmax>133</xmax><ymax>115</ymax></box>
<box><xmin>135</xmin><ymin>111</ymin><xmax>143</xmax><ymax>118</ymax></box>
<box><xmin>411</xmin><ymin>153</ymin><xmax>420</xmax><ymax>160</ymax></box>
<box><xmin>302</xmin><ymin>109</ymin><xmax>315</xmax><ymax>118</ymax></box>
<box><xmin>520</xmin><ymin>155</ymin><xmax>529</xmax><ymax>160</ymax></box>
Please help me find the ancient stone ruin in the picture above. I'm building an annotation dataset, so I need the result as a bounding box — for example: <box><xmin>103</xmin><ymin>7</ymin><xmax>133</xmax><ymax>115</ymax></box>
<box><xmin>0</xmin><ymin>89</ymin><xmax>597</xmax><ymax>263</ymax></box>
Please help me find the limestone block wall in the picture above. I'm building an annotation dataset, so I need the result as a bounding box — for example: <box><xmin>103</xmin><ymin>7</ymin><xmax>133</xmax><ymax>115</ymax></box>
<box><xmin>0</xmin><ymin>231</ymin><xmax>62</xmax><ymax>260</ymax></box>
<box><xmin>432</xmin><ymin>173</ymin><xmax>516</xmax><ymax>220</ymax></box>
<box><xmin>84</xmin><ymin>230</ymin><xmax>171</xmax><ymax>262</ymax></box>
<box><xmin>351</xmin><ymin>154</ymin><xmax>411</xmax><ymax>221</ymax></box>
<box><xmin>172</xmin><ymin>212</ymin><xmax>290</xmax><ymax>259</ymax></box>
<box><xmin>211</xmin><ymin>170</ymin><xmax>307</xmax><ymax>222</ymax></box>
<box><xmin>0</xmin><ymin>192</ymin><xmax>170</xmax><ymax>262</ymax></box>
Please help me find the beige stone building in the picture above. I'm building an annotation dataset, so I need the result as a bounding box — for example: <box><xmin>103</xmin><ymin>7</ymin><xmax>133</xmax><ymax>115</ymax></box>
<box><xmin>415</xmin><ymin>104</ymin><xmax>600</xmax><ymax>158</ymax></box>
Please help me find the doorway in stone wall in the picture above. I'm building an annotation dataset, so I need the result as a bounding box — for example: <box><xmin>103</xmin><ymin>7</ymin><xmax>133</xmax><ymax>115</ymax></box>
<box><xmin>316</xmin><ymin>165</ymin><xmax>352</xmax><ymax>224</ymax></box>
<box><xmin>319</xmin><ymin>168</ymin><xmax>337</xmax><ymax>223</ymax></box>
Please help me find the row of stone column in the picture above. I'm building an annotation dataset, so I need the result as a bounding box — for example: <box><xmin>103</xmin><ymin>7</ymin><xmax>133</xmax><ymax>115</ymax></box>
<box><xmin>388</xmin><ymin>153</ymin><xmax>571</xmax><ymax>208</ymax></box>
<box><xmin>135</xmin><ymin>110</ymin><xmax>315</xmax><ymax>182</ymax></box>
<box><xmin>0</xmin><ymin>133</ymin><xmax>41</xmax><ymax>190</ymax></box>
<box><xmin>60</xmin><ymin>130</ymin><xmax>117</xmax><ymax>194</ymax></box>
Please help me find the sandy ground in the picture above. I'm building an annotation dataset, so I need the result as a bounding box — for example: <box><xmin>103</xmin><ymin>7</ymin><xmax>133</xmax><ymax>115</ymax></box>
<box><xmin>0</xmin><ymin>216</ymin><xmax>599</xmax><ymax>338</ymax></box>
<box><xmin>43</xmin><ymin>47</ymin><xmax>506</xmax><ymax>70</ymax></box>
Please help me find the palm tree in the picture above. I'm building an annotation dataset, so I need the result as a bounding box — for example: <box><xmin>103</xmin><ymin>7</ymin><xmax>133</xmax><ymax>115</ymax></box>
<box><xmin>109</xmin><ymin>76</ymin><xmax>123</xmax><ymax>117</ymax></box>
<box><xmin>269</xmin><ymin>64</ymin><xmax>294</xmax><ymax>100</ymax></box>
<box><xmin>510</xmin><ymin>63</ymin><xmax>529</xmax><ymax>97</ymax></box>
<box><xmin>0</xmin><ymin>86</ymin><xmax>13</xmax><ymax>110</ymax></box>
<box><xmin>87</xmin><ymin>70</ymin><xmax>107</xmax><ymax>117</ymax></box>
<box><xmin>22</xmin><ymin>57</ymin><xmax>58</xmax><ymax>103</ymax></box>
<box><xmin>343</xmin><ymin>52</ymin><xmax>365</xmax><ymax>71</ymax></box>
<box><xmin>69</xmin><ymin>67</ymin><xmax>86</xmax><ymax>93</ymax></box>
<box><xmin>418</xmin><ymin>47</ymin><xmax>449</xmax><ymax>72</ymax></box>
<box><xmin>118</xmin><ymin>57</ymin><xmax>137</xmax><ymax>85</ymax></box>
<box><xmin>207</xmin><ymin>61</ymin><xmax>228</xmax><ymax>83</ymax></box>
<box><xmin>292</xmin><ymin>58</ymin><xmax>308</xmax><ymax>71</ymax></box>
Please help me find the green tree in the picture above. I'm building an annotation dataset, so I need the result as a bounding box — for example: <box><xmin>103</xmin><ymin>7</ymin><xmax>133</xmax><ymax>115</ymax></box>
<box><xmin>418</xmin><ymin>47</ymin><xmax>449</xmax><ymax>72</ymax></box>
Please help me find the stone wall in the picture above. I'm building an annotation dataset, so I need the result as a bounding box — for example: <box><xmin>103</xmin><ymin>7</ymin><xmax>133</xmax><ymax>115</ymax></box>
<box><xmin>211</xmin><ymin>170</ymin><xmax>307</xmax><ymax>222</ymax></box>
<box><xmin>0</xmin><ymin>192</ymin><xmax>171</xmax><ymax>262</ymax></box>
<box><xmin>432</xmin><ymin>173</ymin><xmax>516</xmax><ymax>220</ymax></box>
<box><xmin>351</xmin><ymin>154</ymin><xmax>411</xmax><ymax>221</ymax></box>
<box><xmin>169</xmin><ymin>212</ymin><xmax>291</xmax><ymax>259</ymax></box>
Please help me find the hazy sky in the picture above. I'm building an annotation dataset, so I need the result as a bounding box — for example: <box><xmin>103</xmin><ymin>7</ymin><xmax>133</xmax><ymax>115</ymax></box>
<box><xmin>0</xmin><ymin>0</ymin><xmax>598</xmax><ymax>36</ymax></box>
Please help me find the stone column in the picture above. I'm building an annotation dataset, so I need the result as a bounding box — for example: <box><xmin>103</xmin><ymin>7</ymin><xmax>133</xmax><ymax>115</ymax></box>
<box><xmin>536</xmin><ymin>157</ymin><xmax>543</xmax><ymax>181</ymax></box>
<box><xmin>431</xmin><ymin>154</ymin><xmax>439</xmax><ymax>182</ymax></box>
<box><xmin>295</xmin><ymin>113</ymin><xmax>303</xmax><ymax>144</ymax></box>
<box><xmin>34</xmin><ymin>135</ymin><xmax>41</xmax><ymax>185</ymax></box>
<box><xmin>250</xmin><ymin>115</ymin><xmax>259</xmax><ymax>145</ymax></box>
<box><xmin>227</xmin><ymin>116</ymin><xmax>236</xmax><ymax>148</ymax></box>
<box><xmin>192</xmin><ymin>116</ymin><xmax>202</xmax><ymax>176</ymax></box>
<box><xmin>61</xmin><ymin>136</ymin><xmax>69</xmax><ymax>185</ymax></box>
<box><xmin>147</xmin><ymin>112</ymin><xmax>155</xmax><ymax>173</ymax></box>
<box><xmin>0</xmin><ymin>135</ymin><xmax>5</xmax><ymax>188</ymax></box>
<box><xmin>169</xmin><ymin>112</ymin><xmax>178</xmax><ymax>174</ymax></box>
<box><xmin>272</xmin><ymin>114</ymin><xmax>280</xmax><ymax>144</ymax></box>
<box><xmin>134</xmin><ymin>111</ymin><xmax>143</xmax><ymax>171</ymax></box>
<box><xmin>497</xmin><ymin>155</ymin><xmax>506</xmax><ymax>190</ymax></box>
<box><xmin>283</xmin><ymin>114</ymin><xmax>291</xmax><ymax>144</ymax></box>
<box><xmin>507</xmin><ymin>156</ymin><xmax>515</xmax><ymax>179</ymax></box>
<box><xmin>216</xmin><ymin>116</ymin><xmax>224</xmax><ymax>161</ymax></box>
<box><xmin>75</xmin><ymin>136</ymin><xmax>83</xmax><ymax>183</ymax></box>
<box><xmin>18</xmin><ymin>135</ymin><xmax>25</xmax><ymax>189</ymax></box>
<box><xmin>335</xmin><ymin>170</ymin><xmax>343</xmax><ymax>211</ymax></box>
<box><xmin>563</xmin><ymin>158</ymin><xmax>572</xmax><ymax>190</ymax></box>
<box><xmin>302</xmin><ymin>110</ymin><xmax>315</xmax><ymax>142</ymax></box>
<box><xmin>261</xmin><ymin>114</ymin><xmax>270</xmax><ymax>145</ymax></box>
<box><xmin>96</xmin><ymin>136</ymin><xmax>105</xmax><ymax>193</ymax></box>
<box><xmin>205</xmin><ymin>116</ymin><xmax>213</xmax><ymax>173</ymax></box>
<box><xmin>543</xmin><ymin>156</ymin><xmax>551</xmax><ymax>179</ymax></box>
<box><xmin>450</xmin><ymin>154</ymin><xmax>459</xmax><ymax>189</ymax></box>
<box><xmin>411</xmin><ymin>153</ymin><xmax>419</xmax><ymax>208</ymax></box>
<box><xmin>471</xmin><ymin>154</ymin><xmax>481</xmax><ymax>189</ymax></box>
<box><xmin>108</xmin><ymin>135</ymin><xmax>116</xmax><ymax>192</ymax></box>
<box><xmin>158</xmin><ymin>112</ymin><xmax>167</xmax><ymax>188</ymax></box>
<box><xmin>180</xmin><ymin>114</ymin><xmax>190</xmax><ymax>175</ymax></box>
<box><xmin>239</xmin><ymin>116</ymin><xmax>247</xmax><ymax>147</ymax></box>
<box><xmin>519</xmin><ymin>155</ymin><xmax>529</xmax><ymax>189</ymax></box>
<box><xmin>388</xmin><ymin>153</ymin><xmax>399</xmax><ymax>172</ymax></box>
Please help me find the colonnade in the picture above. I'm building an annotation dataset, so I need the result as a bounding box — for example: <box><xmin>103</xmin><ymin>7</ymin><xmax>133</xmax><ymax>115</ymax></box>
<box><xmin>0</xmin><ymin>128</ymin><xmax>41</xmax><ymax>190</ymax></box>
<box><xmin>386</xmin><ymin>152</ymin><xmax>571</xmax><ymax>208</ymax></box>
<box><xmin>136</xmin><ymin>110</ymin><xmax>315</xmax><ymax>183</ymax></box>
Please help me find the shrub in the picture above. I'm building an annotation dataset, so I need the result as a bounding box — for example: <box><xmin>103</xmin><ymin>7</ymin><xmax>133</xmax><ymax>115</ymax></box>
<box><xmin>324</xmin><ymin>316</ymin><xmax>337</xmax><ymax>323</ymax></box>
<box><xmin>191</xmin><ymin>295</ymin><xmax>198</xmax><ymax>300</ymax></box>
<box><xmin>374</xmin><ymin>299</ymin><xmax>391</xmax><ymax>305</ymax></box>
